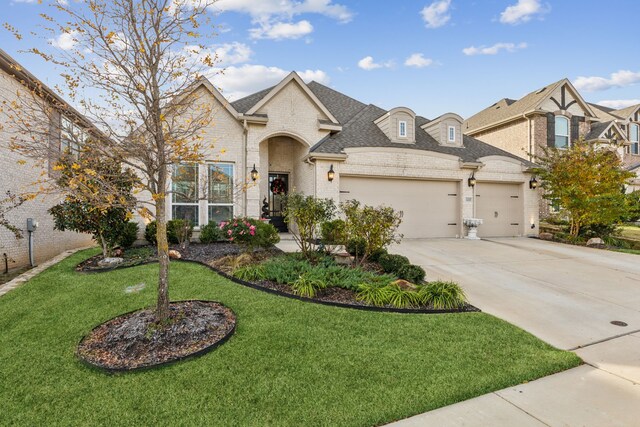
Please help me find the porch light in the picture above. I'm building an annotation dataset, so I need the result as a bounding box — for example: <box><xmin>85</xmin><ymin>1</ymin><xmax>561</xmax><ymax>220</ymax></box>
<box><xmin>250</xmin><ymin>164</ymin><xmax>258</xmax><ymax>182</ymax></box>
<box><xmin>327</xmin><ymin>164</ymin><xmax>335</xmax><ymax>182</ymax></box>
<box><xmin>468</xmin><ymin>172</ymin><xmax>476</xmax><ymax>187</ymax></box>
<box><xmin>529</xmin><ymin>176</ymin><xmax>538</xmax><ymax>189</ymax></box>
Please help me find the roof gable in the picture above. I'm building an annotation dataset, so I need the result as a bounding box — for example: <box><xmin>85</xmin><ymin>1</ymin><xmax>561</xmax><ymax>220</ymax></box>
<box><xmin>176</xmin><ymin>76</ymin><xmax>239</xmax><ymax>119</ymax></box>
<box><xmin>612</xmin><ymin>104</ymin><xmax>640</xmax><ymax>121</ymax></box>
<box><xmin>586</xmin><ymin>121</ymin><xmax>626</xmax><ymax>142</ymax></box>
<box><xmin>246</xmin><ymin>72</ymin><xmax>339</xmax><ymax>124</ymax></box>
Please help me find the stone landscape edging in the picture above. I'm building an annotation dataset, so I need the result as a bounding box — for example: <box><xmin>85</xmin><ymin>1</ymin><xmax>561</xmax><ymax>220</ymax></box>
<box><xmin>76</xmin><ymin>299</ymin><xmax>236</xmax><ymax>374</ymax></box>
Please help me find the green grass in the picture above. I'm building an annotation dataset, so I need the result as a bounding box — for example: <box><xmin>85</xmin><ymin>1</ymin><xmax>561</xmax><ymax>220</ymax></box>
<box><xmin>0</xmin><ymin>249</ymin><xmax>581</xmax><ymax>426</ymax></box>
<box><xmin>614</xmin><ymin>248</ymin><xmax>640</xmax><ymax>255</ymax></box>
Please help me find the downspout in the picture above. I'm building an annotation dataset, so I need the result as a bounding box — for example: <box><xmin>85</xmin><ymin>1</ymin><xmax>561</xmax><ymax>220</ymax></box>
<box><xmin>242</xmin><ymin>119</ymin><xmax>248</xmax><ymax>216</ymax></box>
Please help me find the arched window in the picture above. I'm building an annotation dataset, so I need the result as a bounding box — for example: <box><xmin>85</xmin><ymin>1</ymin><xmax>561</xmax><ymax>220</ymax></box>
<box><xmin>630</xmin><ymin>123</ymin><xmax>639</xmax><ymax>155</ymax></box>
<box><xmin>555</xmin><ymin>116</ymin><xmax>569</xmax><ymax>149</ymax></box>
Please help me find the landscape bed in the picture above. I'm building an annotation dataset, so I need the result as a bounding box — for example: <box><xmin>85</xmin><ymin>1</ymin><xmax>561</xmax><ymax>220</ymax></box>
<box><xmin>0</xmin><ymin>250</ymin><xmax>581</xmax><ymax>426</ymax></box>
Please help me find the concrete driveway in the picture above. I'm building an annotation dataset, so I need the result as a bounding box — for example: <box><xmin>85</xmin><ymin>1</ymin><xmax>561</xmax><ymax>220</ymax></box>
<box><xmin>393</xmin><ymin>237</ymin><xmax>640</xmax><ymax>350</ymax></box>
<box><xmin>389</xmin><ymin>237</ymin><xmax>640</xmax><ymax>427</ymax></box>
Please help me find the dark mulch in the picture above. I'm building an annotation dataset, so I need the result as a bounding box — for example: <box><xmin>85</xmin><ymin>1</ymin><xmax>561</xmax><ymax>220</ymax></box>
<box><xmin>77</xmin><ymin>300</ymin><xmax>236</xmax><ymax>371</ymax></box>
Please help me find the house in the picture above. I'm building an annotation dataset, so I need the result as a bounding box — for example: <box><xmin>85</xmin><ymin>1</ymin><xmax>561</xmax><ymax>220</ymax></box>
<box><xmin>165</xmin><ymin>72</ymin><xmax>539</xmax><ymax>239</ymax></box>
<box><xmin>464</xmin><ymin>78</ymin><xmax>640</xmax><ymax>198</ymax></box>
<box><xmin>0</xmin><ymin>49</ymin><xmax>95</xmax><ymax>270</ymax></box>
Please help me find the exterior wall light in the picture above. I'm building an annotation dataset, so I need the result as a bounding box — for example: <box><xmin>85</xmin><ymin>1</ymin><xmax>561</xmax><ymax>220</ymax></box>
<box><xmin>529</xmin><ymin>176</ymin><xmax>539</xmax><ymax>189</ymax></box>
<box><xmin>468</xmin><ymin>172</ymin><xmax>476</xmax><ymax>187</ymax></box>
<box><xmin>250</xmin><ymin>164</ymin><xmax>258</xmax><ymax>182</ymax></box>
<box><xmin>328</xmin><ymin>164</ymin><xmax>335</xmax><ymax>182</ymax></box>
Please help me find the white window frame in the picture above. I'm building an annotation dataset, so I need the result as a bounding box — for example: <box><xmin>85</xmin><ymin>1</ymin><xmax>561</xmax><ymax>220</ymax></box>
<box><xmin>448</xmin><ymin>126</ymin><xmax>456</xmax><ymax>143</ymax></box>
<box><xmin>398</xmin><ymin>120</ymin><xmax>407</xmax><ymax>138</ymax></box>
<box><xmin>555</xmin><ymin>116</ymin><xmax>570</xmax><ymax>149</ymax></box>
<box><xmin>630</xmin><ymin>123</ymin><xmax>639</xmax><ymax>155</ymax></box>
<box><xmin>171</xmin><ymin>163</ymin><xmax>200</xmax><ymax>227</ymax></box>
<box><xmin>207</xmin><ymin>162</ymin><xmax>235</xmax><ymax>225</ymax></box>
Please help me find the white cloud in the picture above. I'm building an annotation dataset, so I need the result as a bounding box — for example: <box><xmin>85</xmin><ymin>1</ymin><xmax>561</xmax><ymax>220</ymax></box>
<box><xmin>500</xmin><ymin>0</ymin><xmax>549</xmax><ymax>25</ymax></box>
<box><xmin>462</xmin><ymin>42</ymin><xmax>527</xmax><ymax>56</ymax></box>
<box><xmin>213</xmin><ymin>0</ymin><xmax>353</xmax><ymax>23</ymax></box>
<box><xmin>249</xmin><ymin>20</ymin><xmax>313</xmax><ymax>40</ymax></box>
<box><xmin>596</xmin><ymin>99</ymin><xmax>640</xmax><ymax>109</ymax></box>
<box><xmin>421</xmin><ymin>0</ymin><xmax>452</xmax><ymax>29</ymax></box>
<box><xmin>357</xmin><ymin>56</ymin><xmax>393</xmax><ymax>71</ymax></box>
<box><xmin>208</xmin><ymin>64</ymin><xmax>329</xmax><ymax>100</ymax></box>
<box><xmin>574</xmin><ymin>70</ymin><xmax>640</xmax><ymax>92</ymax></box>
<box><xmin>50</xmin><ymin>31</ymin><xmax>78</xmax><ymax>50</ymax></box>
<box><xmin>212</xmin><ymin>42</ymin><xmax>252</xmax><ymax>66</ymax></box>
<box><xmin>404</xmin><ymin>53</ymin><xmax>434</xmax><ymax>68</ymax></box>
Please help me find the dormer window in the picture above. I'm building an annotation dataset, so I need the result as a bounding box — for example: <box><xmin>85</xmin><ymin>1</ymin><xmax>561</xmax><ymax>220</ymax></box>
<box><xmin>448</xmin><ymin>126</ymin><xmax>456</xmax><ymax>143</ymax></box>
<box><xmin>555</xmin><ymin>116</ymin><xmax>569</xmax><ymax>149</ymax></box>
<box><xmin>631</xmin><ymin>123</ymin><xmax>639</xmax><ymax>155</ymax></box>
<box><xmin>399</xmin><ymin>121</ymin><xmax>407</xmax><ymax>138</ymax></box>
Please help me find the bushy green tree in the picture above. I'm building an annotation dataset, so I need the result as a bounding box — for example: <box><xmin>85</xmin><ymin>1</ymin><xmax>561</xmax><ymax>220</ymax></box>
<box><xmin>284</xmin><ymin>194</ymin><xmax>337</xmax><ymax>259</ymax></box>
<box><xmin>341</xmin><ymin>200</ymin><xmax>403</xmax><ymax>265</ymax></box>
<box><xmin>49</xmin><ymin>152</ymin><xmax>137</xmax><ymax>258</ymax></box>
<box><xmin>534</xmin><ymin>139</ymin><xmax>634</xmax><ymax>237</ymax></box>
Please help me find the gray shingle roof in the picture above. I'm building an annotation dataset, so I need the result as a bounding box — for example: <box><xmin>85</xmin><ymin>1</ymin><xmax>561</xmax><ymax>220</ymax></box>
<box><xmin>230</xmin><ymin>86</ymin><xmax>274</xmax><ymax>113</ymax></box>
<box><xmin>464</xmin><ymin>79</ymin><xmax>565</xmax><ymax>133</ymax></box>
<box><xmin>588</xmin><ymin>103</ymin><xmax>619</xmax><ymax>121</ymax></box>
<box><xmin>585</xmin><ymin>121</ymin><xmax>613</xmax><ymax>140</ymax></box>
<box><xmin>611</xmin><ymin>104</ymin><xmax>640</xmax><ymax>120</ymax></box>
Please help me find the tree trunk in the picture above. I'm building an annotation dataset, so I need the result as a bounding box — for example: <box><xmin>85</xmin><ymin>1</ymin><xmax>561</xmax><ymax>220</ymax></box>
<box><xmin>98</xmin><ymin>233</ymin><xmax>109</xmax><ymax>258</ymax></box>
<box><xmin>155</xmin><ymin>185</ymin><xmax>171</xmax><ymax>323</ymax></box>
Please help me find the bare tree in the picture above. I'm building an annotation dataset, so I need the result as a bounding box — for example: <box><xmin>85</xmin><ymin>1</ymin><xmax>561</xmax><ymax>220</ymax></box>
<box><xmin>0</xmin><ymin>191</ymin><xmax>25</xmax><ymax>240</ymax></box>
<box><xmin>4</xmin><ymin>0</ymin><xmax>222</xmax><ymax>322</ymax></box>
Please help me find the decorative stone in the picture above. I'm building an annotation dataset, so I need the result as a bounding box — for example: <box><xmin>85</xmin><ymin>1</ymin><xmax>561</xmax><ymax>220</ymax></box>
<box><xmin>169</xmin><ymin>250</ymin><xmax>182</xmax><ymax>259</ymax></box>
<box><xmin>587</xmin><ymin>237</ymin><xmax>605</xmax><ymax>248</ymax></box>
<box><xmin>334</xmin><ymin>252</ymin><xmax>353</xmax><ymax>265</ymax></box>
<box><xmin>463</xmin><ymin>218</ymin><xmax>483</xmax><ymax>240</ymax></box>
<box><xmin>97</xmin><ymin>257</ymin><xmax>124</xmax><ymax>267</ymax></box>
<box><xmin>539</xmin><ymin>232</ymin><xmax>554</xmax><ymax>241</ymax></box>
<box><xmin>124</xmin><ymin>283</ymin><xmax>146</xmax><ymax>294</ymax></box>
<box><xmin>113</xmin><ymin>248</ymin><xmax>124</xmax><ymax>257</ymax></box>
<box><xmin>393</xmin><ymin>279</ymin><xmax>418</xmax><ymax>291</ymax></box>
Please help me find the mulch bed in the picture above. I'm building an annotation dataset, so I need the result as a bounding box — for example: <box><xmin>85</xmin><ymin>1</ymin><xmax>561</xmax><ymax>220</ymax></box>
<box><xmin>77</xmin><ymin>300</ymin><xmax>236</xmax><ymax>372</ymax></box>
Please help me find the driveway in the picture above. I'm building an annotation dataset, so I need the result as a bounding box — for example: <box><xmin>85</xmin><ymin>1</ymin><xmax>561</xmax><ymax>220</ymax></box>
<box><xmin>393</xmin><ymin>237</ymin><xmax>640</xmax><ymax>350</ymax></box>
<box><xmin>389</xmin><ymin>237</ymin><xmax>640</xmax><ymax>427</ymax></box>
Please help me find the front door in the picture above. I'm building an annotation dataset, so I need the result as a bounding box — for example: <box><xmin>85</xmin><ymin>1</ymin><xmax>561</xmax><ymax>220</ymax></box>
<box><xmin>268</xmin><ymin>173</ymin><xmax>289</xmax><ymax>232</ymax></box>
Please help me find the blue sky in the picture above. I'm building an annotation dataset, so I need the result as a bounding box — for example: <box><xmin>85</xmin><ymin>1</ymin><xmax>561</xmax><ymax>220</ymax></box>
<box><xmin>2</xmin><ymin>0</ymin><xmax>640</xmax><ymax>118</ymax></box>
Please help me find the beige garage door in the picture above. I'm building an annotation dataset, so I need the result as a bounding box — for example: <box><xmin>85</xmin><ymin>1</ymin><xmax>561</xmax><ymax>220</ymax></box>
<box><xmin>475</xmin><ymin>183</ymin><xmax>524</xmax><ymax>237</ymax></box>
<box><xmin>339</xmin><ymin>177</ymin><xmax>460</xmax><ymax>238</ymax></box>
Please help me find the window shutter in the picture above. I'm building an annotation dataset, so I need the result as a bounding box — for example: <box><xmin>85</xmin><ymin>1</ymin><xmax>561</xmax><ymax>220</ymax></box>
<box><xmin>546</xmin><ymin>113</ymin><xmax>555</xmax><ymax>147</ymax></box>
<box><xmin>570</xmin><ymin>116</ymin><xmax>581</xmax><ymax>144</ymax></box>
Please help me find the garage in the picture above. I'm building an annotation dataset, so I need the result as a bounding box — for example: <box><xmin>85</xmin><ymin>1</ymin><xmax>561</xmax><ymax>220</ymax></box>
<box><xmin>339</xmin><ymin>176</ymin><xmax>460</xmax><ymax>238</ymax></box>
<box><xmin>475</xmin><ymin>182</ymin><xmax>524</xmax><ymax>237</ymax></box>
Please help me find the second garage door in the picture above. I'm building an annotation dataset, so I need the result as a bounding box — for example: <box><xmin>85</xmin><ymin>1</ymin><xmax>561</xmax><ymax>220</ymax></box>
<box><xmin>339</xmin><ymin>177</ymin><xmax>460</xmax><ymax>238</ymax></box>
<box><xmin>475</xmin><ymin>182</ymin><xmax>524</xmax><ymax>237</ymax></box>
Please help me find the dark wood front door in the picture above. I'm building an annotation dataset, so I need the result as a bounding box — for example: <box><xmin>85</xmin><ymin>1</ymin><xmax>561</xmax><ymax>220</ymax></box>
<box><xmin>268</xmin><ymin>173</ymin><xmax>289</xmax><ymax>232</ymax></box>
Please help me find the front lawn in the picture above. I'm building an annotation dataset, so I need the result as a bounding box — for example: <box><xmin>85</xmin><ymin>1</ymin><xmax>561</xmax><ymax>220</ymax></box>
<box><xmin>0</xmin><ymin>249</ymin><xmax>580</xmax><ymax>426</ymax></box>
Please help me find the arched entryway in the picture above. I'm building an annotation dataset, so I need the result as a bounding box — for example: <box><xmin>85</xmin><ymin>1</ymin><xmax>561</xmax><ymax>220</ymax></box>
<box><xmin>258</xmin><ymin>133</ymin><xmax>312</xmax><ymax>231</ymax></box>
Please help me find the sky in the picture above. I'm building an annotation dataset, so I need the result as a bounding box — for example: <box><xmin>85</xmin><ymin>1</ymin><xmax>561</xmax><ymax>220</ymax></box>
<box><xmin>1</xmin><ymin>0</ymin><xmax>640</xmax><ymax>119</ymax></box>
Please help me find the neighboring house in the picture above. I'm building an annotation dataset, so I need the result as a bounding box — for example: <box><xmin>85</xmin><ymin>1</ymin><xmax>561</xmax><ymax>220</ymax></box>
<box><xmin>464</xmin><ymin>78</ymin><xmax>640</xmax><ymax>212</ymax></box>
<box><xmin>165</xmin><ymin>72</ymin><xmax>539</xmax><ymax>239</ymax></box>
<box><xmin>0</xmin><ymin>49</ymin><xmax>95</xmax><ymax>270</ymax></box>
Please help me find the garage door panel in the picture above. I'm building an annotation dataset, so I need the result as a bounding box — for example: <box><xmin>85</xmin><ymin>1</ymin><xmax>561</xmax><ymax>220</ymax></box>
<box><xmin>475</xmin><ymin>183</ymin><xmax>523</xmax><ymax>237</ymax></box>
<box><xmin>339</xmin><ymin>177</ymin><xmax>459</xmax><ymax>238</ymax></box>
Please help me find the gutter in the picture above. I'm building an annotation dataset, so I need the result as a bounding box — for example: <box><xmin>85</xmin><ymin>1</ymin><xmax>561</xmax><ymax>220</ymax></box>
<box><xmin>242</xmin><ymin>119</ymin><xmax>248</xmax><ymax>216</ymax></box>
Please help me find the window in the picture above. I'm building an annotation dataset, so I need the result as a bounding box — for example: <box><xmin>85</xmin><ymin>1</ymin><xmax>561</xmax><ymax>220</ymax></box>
<box><xmin>555</xmin><ymin>116</ymin><xmax>569</xmax><ymax>149</ymax></box>
<box><xmin>208</xmin><ymin>163</ymin><xmax>234</xmax><ymax>224</ymax></box>
<box><xmin>172</xmin><ymin>164</ymin><xmax>199</xmax><ymax>226</ymax></box>
<box><xmin>398</xmin><ymin>121</ymin><xmax>407</xmax><ymax>138</ymax></box>
<box><xmin>631</xmin><ymin>123</ymin><xmax>639</xmax><ymax>155</ymax></box>
<box><xmin>448</xmin><ymin>126</ymin><xmax>456</xmax><ymax>142</ymax></box>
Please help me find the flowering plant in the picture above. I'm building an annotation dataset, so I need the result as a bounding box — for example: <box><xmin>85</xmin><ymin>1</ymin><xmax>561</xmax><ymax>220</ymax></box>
<box><xmin>219</xmin><ymin>217</ymin><xmax>280</xmax><ymax>249</ymax></box>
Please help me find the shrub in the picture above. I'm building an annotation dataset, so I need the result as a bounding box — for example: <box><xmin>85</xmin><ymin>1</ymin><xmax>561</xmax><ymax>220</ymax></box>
<box><xmin>419</xmin><ymin>281</ymin><xmax>467</xmax><ymax>310</ymax></box>
<box><xmin>145</xmin><ymin>219</ymin><xmax>194</xmax><ymax>245</ymax></box>
<box><xmin>397</xmin><ymin>264</ymin><xmax>426</xmax><ymax>284</ymax></box>
<box><xmin>220</xmin><ymin>218</ymin><xmax>279</xmax><ymax>249</ymax></box>
<box><xmin>368</xmin><ymin>248</ymin><xmax>388</xmax><ymax>263</ymax></box>
<box><xmin>356</xmin><ymin>283</ymin><xmax>394</xmax><ymax>306</ymax></box>
<box><xmin>341</xmin><ymin>200</ymin><xmax>403</xmax><ymax>264</ymax></box>
<box><xmin>291</xmin><ymin>274</ymin><xmax>327</xmax><ymax>298</ymax></box>
<box><xmin>387</xmin><ymin>284</ymin><xmax>419</xmax><ymax>308</ymax></box>
<box><xmin>233</xmin><ymin>264</ymin><xmax>266</xmax><ymax>282</ymax></box>
<box><xmin>378</xmin><ymin>253</ymin><xmax>410</xmax><ymax>274</ymax></box>
<box><xmin>200</xmin><ymin>222</ymin><xmax>225</xmax><ymax>243</ymax></box>
<box><xmin>144</xmin><ymin>221</ymin><xmax>158</xmax><ymax>245</ymax></box>
<box><xmin>321</xmin><ymin>219</ymin><xmax>346</xmax><ymax>245</ymax></box>
<box><xmin>345</xmin><ymin>237</ymin><xmax>366</xmax><ymax>258</ymax></box>
<box><xmin>285</xmin><ymin>193</ymin><xmax>337</xmax><ymax>259</ymax></box>
<box><xmin>118</xmin><ymin>221</ymin><xmax>139</xmax><ymax>248</ymax></box>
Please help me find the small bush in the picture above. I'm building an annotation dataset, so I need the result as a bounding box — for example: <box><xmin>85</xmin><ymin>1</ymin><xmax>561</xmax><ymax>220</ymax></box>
<box><xmin>200</xmin><ymin>222</ymin><xmax>225</xmax><ymax>243</ymax></box>
<box><xmin>387</xmin><ymin>284</ymin><xmax>419</xmax><ymax>308</ymax></box>
<box><xmin>419</xmin><ymin>281</ymin><xmax>467</xmax><ymax>310</ymax></box>
<box><xmin>144</xmin><ymin>219</ymin><xmax>194</xmax><ymax>245</ymax></box>
<box><xmin>378</xmin><ymin>253</ymin><xmax>410</xmax><ymax>274</ymax></box>
<box><xmin>118</xmin><ymin>221</ymin><xmax>139</xmax><ymax>248</ymax></box>
<box><xmin>345</xmin><ymin>238</ymin><xmax>366</xmax><ymax>257</ymax></box>
<box><xmin>356</xmin><ymin>283</ymin><xmax>393</xmax><ymax>306</ymax></box>
<box><xmin>291</xmin><ymin>274</ymin><xmax>327</xmax><ymax>298</ymax></box>
<box><xmin>321</xmin><ymin>219</ymin><xmax>346</xmax><ymax>245</ymax></box>
<box><xmin>368</xmin><ymin>248</ymin><xmax>388</xmax><ymax>263</ymax></box>
<box><xmin>233</xmin><ymin>264</ymin><xmax>266</xmax><ymax>282</ymax></box>
<box><xmin>221</xmin><ymin>218</ymin><xmax>280</xmax><ymax>249</ymax></box>
<box><xmin>397</xmin><ymin>264</ymin><xmax>426</xmax><ymax>284</ymax></box>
